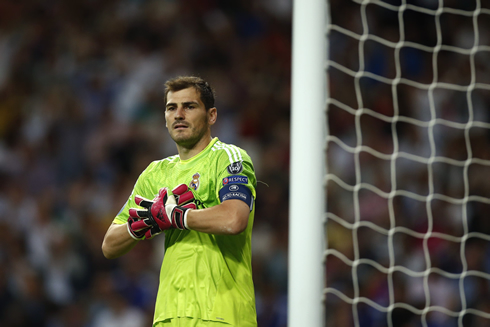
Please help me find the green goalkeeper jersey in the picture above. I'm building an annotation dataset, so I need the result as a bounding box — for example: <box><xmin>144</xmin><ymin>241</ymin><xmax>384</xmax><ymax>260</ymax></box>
<box><xmin>114</xmin><ymin>137</ymin><xmax>257</xmax><ymax>327</ymax></box>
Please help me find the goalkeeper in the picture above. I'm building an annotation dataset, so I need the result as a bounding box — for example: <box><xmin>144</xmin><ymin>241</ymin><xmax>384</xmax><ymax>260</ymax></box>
<box><xmin>102</xmin><ymin>76</ymin><xmax>257</xmax><ymax>327</ymax></box>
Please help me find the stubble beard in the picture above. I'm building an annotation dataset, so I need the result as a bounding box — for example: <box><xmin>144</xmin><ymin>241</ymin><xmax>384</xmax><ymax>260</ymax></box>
<box><xmin>171</xmin><ymin>125</ymin><xmax>208</xmax><ymax>150</ymax></box>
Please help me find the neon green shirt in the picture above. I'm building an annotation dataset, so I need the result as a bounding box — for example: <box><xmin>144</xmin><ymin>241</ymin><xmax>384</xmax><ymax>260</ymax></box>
<box><xmin>114</xmin><ymin>138</ymin><xmax>257</xmax><ymax>327</ymax></box>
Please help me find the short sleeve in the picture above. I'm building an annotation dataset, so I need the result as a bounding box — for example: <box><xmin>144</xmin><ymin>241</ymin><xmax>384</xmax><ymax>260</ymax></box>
<box><xmin>214</xmin><ymin>148</ymin><xmax>257</xmax><ymax>211</ymax></box>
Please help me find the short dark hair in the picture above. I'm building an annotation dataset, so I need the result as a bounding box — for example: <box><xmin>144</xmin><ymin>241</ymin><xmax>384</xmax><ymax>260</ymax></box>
<box><xmin>164</xmin><ymin>76</ymin><xmax>215</xmax><ymax>110</ymax></box>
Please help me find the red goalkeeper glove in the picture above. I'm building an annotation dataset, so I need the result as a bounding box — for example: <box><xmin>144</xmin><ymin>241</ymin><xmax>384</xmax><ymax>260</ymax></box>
<box><xmin>126</xmin><ymin>184</ymin><xmax>196</xmax><ymax>240</ymax></box>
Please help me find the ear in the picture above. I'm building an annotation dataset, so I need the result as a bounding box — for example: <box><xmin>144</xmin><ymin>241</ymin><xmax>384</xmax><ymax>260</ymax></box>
<box><xmin>208</xmin><ymin>107</ymin><xmax>217</xmax><ymax>126</ymax></box>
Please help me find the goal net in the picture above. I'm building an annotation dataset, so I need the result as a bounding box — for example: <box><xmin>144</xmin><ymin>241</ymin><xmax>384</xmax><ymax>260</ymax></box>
<box><xmin>323</xmin><ymin>1</ymin><xmax>490</xmax><ymax>327</ymax></box>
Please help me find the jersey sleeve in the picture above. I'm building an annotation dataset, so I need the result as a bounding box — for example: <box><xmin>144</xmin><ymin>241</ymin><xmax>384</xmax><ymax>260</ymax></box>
<box><xmin>214</xmin><ymin>147</ymin><xmax>257</xmax><ymax>211</ymax></box>
<box><xmin>112</xmin><ymin>161</ymin><xmax>158</xmax><ymax>225</ymax></box>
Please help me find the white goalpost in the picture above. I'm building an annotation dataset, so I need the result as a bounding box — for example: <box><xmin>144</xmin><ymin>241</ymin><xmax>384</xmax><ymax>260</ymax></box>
<box><xmin>290</xmin><ymin>0</ymin><xmax>490</xmax><ymax>326</ymax></box>
<box><xmin>288</xmin><ymin>0</ymin><xmax>327</xmax><ymax>326</ymax></box>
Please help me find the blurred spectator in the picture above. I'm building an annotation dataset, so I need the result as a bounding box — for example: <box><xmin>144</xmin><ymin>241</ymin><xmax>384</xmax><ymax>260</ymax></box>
<box><xmin>0</xmin><ymin>0</ymin><xmax>291</xmax><ymax>326</ymax></box>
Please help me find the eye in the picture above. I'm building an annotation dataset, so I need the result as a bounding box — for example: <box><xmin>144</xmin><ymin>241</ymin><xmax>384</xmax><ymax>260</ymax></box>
<box><xmin>166</xmin><ymin>106</ymin><xmax>176</xmax><ymax>111</ymax></box>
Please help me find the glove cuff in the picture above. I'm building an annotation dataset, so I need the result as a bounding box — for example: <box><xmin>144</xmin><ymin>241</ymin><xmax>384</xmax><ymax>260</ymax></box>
<box><xmin>172</xmin><ymin>206</ymin><xmax>191</xmax><ymax>230</ymax></box>
<box><xmin>127</xmin><ymin>221</ymin><xmax>146</xmax><ymax>240</ymax></box>
<box><xmin>183</xmin><ymin>209</ymin><xmax>190</xmax><ymax>230</ymax></box>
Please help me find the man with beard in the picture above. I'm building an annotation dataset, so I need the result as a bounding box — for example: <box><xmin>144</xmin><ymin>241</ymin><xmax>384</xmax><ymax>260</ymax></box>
<box><xmin>102</xmin><ymin>76</ymin><xmax>258</xmax><ymax>327</ymax></box>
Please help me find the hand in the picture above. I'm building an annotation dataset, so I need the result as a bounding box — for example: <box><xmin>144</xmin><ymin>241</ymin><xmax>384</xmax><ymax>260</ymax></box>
<box><xmin>162</xmin><ymin>184</ymin><xmax>197</xmax><ymax>230</ymax></box>
<box><xmin>127</xmin><ymin>215</ymin><xmax>148</xmax><ymax>240</ymax></box>
<box><xmin>127</xmin><ymin>184</ymin><xmax>196</xmax><ymax>239</ymax></box>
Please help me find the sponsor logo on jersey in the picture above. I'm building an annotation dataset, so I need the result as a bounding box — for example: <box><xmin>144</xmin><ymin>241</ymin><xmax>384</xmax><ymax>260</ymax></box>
<box><xmin>227</xmin><ymin>161</ymin><xmax>243</xmax><ymax>174</ymax></box>
<box><xmin>222</xmin><ymin>175</ymin><xmax>248</xmax><ymax>185</ymax></box>
<box><xmin>189</xmin><ymin>172</ymin><xmax>200</xmax><ymax>191</ymax></box>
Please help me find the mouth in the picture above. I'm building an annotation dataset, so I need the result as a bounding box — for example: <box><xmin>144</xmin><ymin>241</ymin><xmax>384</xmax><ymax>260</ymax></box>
<box><xmin>173</xmin><ymin>123</ymin><xmax>189</xmax><ymax>130</ymax></box>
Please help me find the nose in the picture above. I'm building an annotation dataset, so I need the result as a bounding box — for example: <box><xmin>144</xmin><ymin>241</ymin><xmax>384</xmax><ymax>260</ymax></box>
<box><xmin>175</xmin><ymin>106</ymin><xmax>185</xmax><ymax>120</ymax></box>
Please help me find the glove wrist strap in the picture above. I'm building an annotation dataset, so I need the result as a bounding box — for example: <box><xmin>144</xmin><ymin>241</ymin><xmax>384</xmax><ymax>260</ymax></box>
<box><xmin>172</xmin><ymin>206</ymin><xmax>191</xmax><ymax>230</ymax></box>
<box><xmin>183</xmin><ymin>209</ymin><xmax>190</xmax><ymax>230</ymax></box>
<box><xmin>127</xmin><ymin>222</ymin><xmax>145</xmax><ymax>240</ymax></box>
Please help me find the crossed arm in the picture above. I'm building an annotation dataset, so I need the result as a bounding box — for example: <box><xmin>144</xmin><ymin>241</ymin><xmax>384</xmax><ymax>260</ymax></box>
<box><xmin>101</xmin><ymin>199</ymin><xmax>250</xmax><ymax>259</ymax></box>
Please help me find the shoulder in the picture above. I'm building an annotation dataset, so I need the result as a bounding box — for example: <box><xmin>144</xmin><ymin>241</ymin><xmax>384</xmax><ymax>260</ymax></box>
<box><xmin>210</xmin><ymin>141</ymin><xmax>256</xmax><ymax>186</ymax></box>
<box><xmin>140</xmin><ymin>154</ymin><xmax>180</xmax><ymax>176</ymax></box>
<box><xmin>210</xmin><ymin>140</ymin><xmax>253</xmax><ymax>166</ymax></box>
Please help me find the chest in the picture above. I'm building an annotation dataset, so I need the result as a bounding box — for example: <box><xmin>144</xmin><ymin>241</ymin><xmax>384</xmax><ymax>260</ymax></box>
<box><xmin>152</xmin><ymin>163</ymin><xmax>218</xmax><ymax>208</ymax></box>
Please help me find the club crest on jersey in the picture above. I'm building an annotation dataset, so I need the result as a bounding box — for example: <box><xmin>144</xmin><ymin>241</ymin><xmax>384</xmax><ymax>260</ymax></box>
<box><xmin>189</xmin><ymin>173</ymin><xmax>200</xmax><ymax>191</ymax></box>
<box><xmin>227</xmin><ymin>161</ymin><xmax>243</xmax><ymax>175</ymax></box>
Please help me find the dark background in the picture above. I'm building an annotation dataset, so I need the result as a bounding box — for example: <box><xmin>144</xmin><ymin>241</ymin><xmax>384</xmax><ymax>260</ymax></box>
<box><xmin>326</xmin><ymin>1</ymin><xmax>490</xmax><ymax>326</ymax></box>
<box><xmin>1</xmin><ymin>0</ymin><xmax>490</xmax><ymax>327</ymax></box>
<box><xmin>0</xmin><ymin>1</ymin><xmax>290</xmax><ymax>326</ymax></box>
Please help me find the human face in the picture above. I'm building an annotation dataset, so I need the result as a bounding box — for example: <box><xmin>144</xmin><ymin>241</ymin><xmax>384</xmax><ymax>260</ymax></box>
<box><xmin>165</xmin><ymin>87</ymin><xmax>216</xmax><ymax>150</ymax></box>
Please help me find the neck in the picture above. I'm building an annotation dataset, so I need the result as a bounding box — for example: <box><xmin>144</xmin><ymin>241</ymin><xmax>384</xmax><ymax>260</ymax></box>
<box><xmin>177</xmin><ymin>135</ymin><xmax>213</xmax><ymax>161</ymax></box>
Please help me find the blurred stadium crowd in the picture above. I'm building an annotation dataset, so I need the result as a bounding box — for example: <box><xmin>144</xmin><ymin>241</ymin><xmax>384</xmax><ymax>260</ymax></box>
<box><xmin>2</xmin><ymin>0</ymin><xmax>490</xmax><ymax>326</ymax></box>
<box><xmin>0</xmin><ymin>0</ymin><xmax>291</xmax><ymax>326</ymax></box>
<box><xmin>326</xmin><ymin>1</ymin><xmax>490</xmax><ymax>326</ymax></box>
